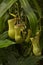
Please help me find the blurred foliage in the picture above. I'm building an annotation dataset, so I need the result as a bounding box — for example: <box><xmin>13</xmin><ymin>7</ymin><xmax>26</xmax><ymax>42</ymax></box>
<box><xmin>0</xmin><ymin>0</ymin><xmax>43</xmax><ymax>65</ymax></box>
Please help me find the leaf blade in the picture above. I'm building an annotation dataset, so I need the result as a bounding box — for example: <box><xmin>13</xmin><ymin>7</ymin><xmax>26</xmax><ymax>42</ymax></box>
<box><xmin>20</xmin><ymin>0</ymin><xmax>38</xmax><ymax>36</ymax></box>
<box><xmin>0</xmin><ymin>0</ymin><xmax>17</xmax><ymax>17</ymax></box>
<box><xmin>0</xmin><ymin>39</ymin><xmax>15</xmax><ymax>48</ymax></box>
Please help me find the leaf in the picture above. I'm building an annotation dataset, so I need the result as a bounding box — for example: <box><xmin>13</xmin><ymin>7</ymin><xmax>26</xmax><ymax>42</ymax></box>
<box><xmin>0</xmin><ymin>18</ymin><xmax>3</xmax><ymax>33</ymax></box>
<box><xmin>0</xmin><ymin>39</ymin><xmax>15</xmax><ymax>48</ymax></box>
<box><xmin>18</xmin><ymin>56</ymin><xmax>43</xmax><ymax>65</ymax></box>
<box><xmin>0</xmin><ymin>13</ymin><xmax>9</xmax><ymax>33</ymax></box>
<box><xmin>4</xmin><ymin>53</ymin><xmax>43</xmax><ymax>65</ymax></box>
<box><xmin>20</xmin><ymin>0</ymin><xmax>38</xmax><ymax>36</ymax></box>
<box><xmin>0</xmin><ymin>31</ymin><xmax>8</xmax><ymax>40</ymax></box>
<box><xmin>32</xmin><ymin>0</ymin><xmax>41</xmax><ymax>17</ymax></box>
<box><xmin>17</xmin><ymin>56</ymin><xmax>43</xmax><ymax>65</ymax></box>
<box><xmin>0</xmin><ymin>0</ymin><xmax>17</xmax><ymax>17</ymax></box>
<box><xmin>23</xmin><ymin>56</ymin><xmax>43</xmax><ymax>65</ymax></box>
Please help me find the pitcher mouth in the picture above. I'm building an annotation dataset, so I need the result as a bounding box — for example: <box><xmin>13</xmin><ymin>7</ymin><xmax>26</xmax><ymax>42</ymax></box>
<box><xmin>14</xmin><ymin>18</ymin><xmax>26</xmax><ymax>28</ymax></box>
<box><xmin>9</xmin><ymin>13</ymin><xmax>27</xmax><ymax>29</ymax></box>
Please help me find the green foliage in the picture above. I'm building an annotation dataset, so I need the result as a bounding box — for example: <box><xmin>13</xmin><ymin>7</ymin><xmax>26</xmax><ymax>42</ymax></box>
<box><xmin>0</xmin><ymin>0</ymin><xmax>17</xmax><ymax>17</ymax></box>
<box><xmin>20</xmin><ymin>0</ymin><xmax>38</xmax><ymax>36</ymax></box>
<box><xmin>0</xmin><ymin>31</ymin><xmax>8</xmax><ymax>40</ymax></box>
<box><xmin>32</xmin><ymin>0</ymin><xmax>41</xmax><ymax>17</ymax></box>
<box><xmin>0</xmin><ymin>0</ymin><xmax>17</xmax><ymax>48</ymax></box>
<box><xmin>0</xmin><ymin>0</ymin><xmax>43</xmax><ymax>65</ymax></box>
<box><xmin>0</xmin><ymin>31</ymin><xmax>15</xmax><ymax>48</ymax></box>
<box><xmin>0</xmin><ymin>13</ymin><xmax>9</xmax><ymax>33</ymax></box>
<box><xmin>17</xmin><ymin>56</ymin><xmax>43</xmax><ymax>65</ymax></box>
<box><xmin>0</xmin><ymin>39</ymin><xmax>14</xmax><ymax>48</ymax></box>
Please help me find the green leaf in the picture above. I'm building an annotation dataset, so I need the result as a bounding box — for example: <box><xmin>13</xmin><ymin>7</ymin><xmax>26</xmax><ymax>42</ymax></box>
<box><xmin>4</xmin><ymin>53</ymin><xmax>43</xmax><ymax>65</ymax></box>
<box><xmin>0</xmin><ymin>18</ymin><xmax>3</xmax><ymax>33</ymax></box>
<box><xmin>0</xmin><ymin>31</ymin><xmax>8</xmax><ymax>40</ymax></box>
<box><xmin>17</xmin><ymin>56</ymin><xmax>43</xmax><ymax>65</ymax></box>
<box><xmin>0</xmin><ymin>0</ymin><xmax>17</xmax><ymax>17</ymax></box>
<box><xmin>0</xmin><ymin>31</ymin><xmax>16</xmax><ymax>48</ymax></box>
<box><xmin>32</xmin><ymin>0</ymin><xmax>41</xmax><ymax>17</ymax></box>
<box><xmin>0</xmin><ymin>13</ymin><xmax>9</xmax><ymax>33</ymax></box>
<box><xmin>20</xmin><ymin>0</ymin><xmax>38</xmax><ymax>36</ymax></box>
<box><xmin>0</xmin><ymin>39</ymin><xmax>15</xmax><ymax>48</ymax></box>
